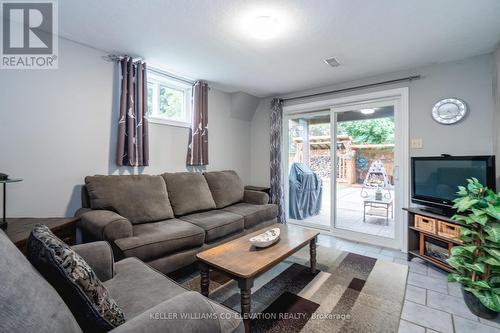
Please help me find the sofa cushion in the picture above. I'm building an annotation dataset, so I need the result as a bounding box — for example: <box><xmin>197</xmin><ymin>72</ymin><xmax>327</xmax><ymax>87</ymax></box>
<box><xmin>222</xmin><ymin>203</ymin><xmax>279</xmax><ymax>229</ymax></box>
<box><xmin>27</xmin><ymin>224</ymin><xmax>125</xmax><ymax>332</ymax></box>
<box><xmin>180</xmin><ymin>210</ymin><xmax>244</xmax><ymax>242</ymax></box>
<box><xmin>0</xmin><ymin>230</ymin><xmax>82</xmax><ymax>333</ymax></box>
<box><xmin>105</xmin><ymin>258</ymin><xmax>242</xmax><ymax>333</ymax></box>
<box><xmin>203</xmin><ymin>170</ymin><xmax>244</xmax><ymax>208</ymax></box>
<box><xmin>162</xmin><ymin>172</ymin><xmax>216</xmax><ymax>216</ymax></box>
<box><xmin>104</xmin><ymin>257</ymin><xmax>187</xmax><ymax>318</ymax></box>
<box><xmin>114</xmin><ymin>219</ymin><xmax>205</xmax><ymax>261</ymax></box>
<box><xmin>85</xmin><ymin>175</ymin><xmax>174</xmax><ymax>224</ymax></box>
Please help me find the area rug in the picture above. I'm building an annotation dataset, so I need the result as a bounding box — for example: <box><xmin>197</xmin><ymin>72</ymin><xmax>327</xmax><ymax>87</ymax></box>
<box><xmin>175</xmin><ymin>245</ymin><xmax>408</xmax><ymax>333</ymax></box>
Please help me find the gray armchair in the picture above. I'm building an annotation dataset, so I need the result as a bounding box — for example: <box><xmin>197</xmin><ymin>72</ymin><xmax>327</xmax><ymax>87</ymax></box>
<box><xmin>0</xmin><ymin>230</ymin><xmax>243</xmax><ymax>333</ymax></box>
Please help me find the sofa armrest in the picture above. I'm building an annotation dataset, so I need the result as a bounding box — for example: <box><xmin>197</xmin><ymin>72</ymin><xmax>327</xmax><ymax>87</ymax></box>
<box><xmin>110</xmin><ymin>291</ymin><xmax>243</xmax><ymax>333</ymax></box>
<box><xmin>71</xmin><ymin>241</ymin><xmax>114</xmax><ymax>281</ymax></box>
<box><xmin>243</xmin><ymin>190</ymin><xmax>269</xmax><ymax>205</ymax></box>
<box><xmin>78</xmin><ymin>210</ymin><xmax>133</xmax><ymax>242</ymax></box>
<box><xmin>75</xmin><ymin>207</ymin><xmax>92</xmax><ymax>217</ymax></box>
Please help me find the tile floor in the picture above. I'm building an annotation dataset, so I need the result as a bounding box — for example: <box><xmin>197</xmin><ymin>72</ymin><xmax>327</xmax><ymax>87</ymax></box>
<box><xmin>316</xmin><ymin>234</ymin><xmax>500</xmax><ymax>333</ymax></box>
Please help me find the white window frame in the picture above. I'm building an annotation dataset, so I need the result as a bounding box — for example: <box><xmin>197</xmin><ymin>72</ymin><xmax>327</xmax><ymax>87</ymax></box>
<box><xmin>147</xmin><ymin>71</ymin><xmax>192</xmax><ymax>128</ymax></box>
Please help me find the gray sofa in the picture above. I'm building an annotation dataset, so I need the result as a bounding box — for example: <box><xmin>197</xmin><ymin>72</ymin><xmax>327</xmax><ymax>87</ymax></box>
<box><xmin>77</xmin><ymin>170</ymin><xmax>278</xmax><ymax>274</ymax></box>
<box><xmin>0</xmin><ymin>230</ymin><xmax>243</xmax><ymax>333</ymax></box>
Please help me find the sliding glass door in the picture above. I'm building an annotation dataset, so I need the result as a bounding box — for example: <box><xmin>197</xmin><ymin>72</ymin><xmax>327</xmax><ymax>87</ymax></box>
<box><xmin>284</xmin><ymin>95</ymin><xmax>405</xmax><ymax>248</ymax></box>
<box><xmin>332</xmin><ymin>102</ymin><xmax>397</xmax><ymax>240</ymax></box>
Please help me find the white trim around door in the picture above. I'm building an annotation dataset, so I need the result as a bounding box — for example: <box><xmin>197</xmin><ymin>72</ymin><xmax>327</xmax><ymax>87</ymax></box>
<box><xmin>283</xmin><ymin>88</ymin><xmax>409</xmax><ymax>250</ymax></box>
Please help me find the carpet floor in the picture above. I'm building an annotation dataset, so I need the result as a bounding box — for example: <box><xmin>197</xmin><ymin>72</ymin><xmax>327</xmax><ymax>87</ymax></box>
<box><xmin>176</xmin><ymin>245</ymin><xmax>408</xmax><ymax>333</ymax></box>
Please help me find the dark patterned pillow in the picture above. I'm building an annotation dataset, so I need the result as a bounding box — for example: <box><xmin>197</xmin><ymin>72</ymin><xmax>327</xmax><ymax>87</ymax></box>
<box><xmin>27</xmin><ymin>224</ymin><xmax>125</xmax><ymax>332</ymax></box>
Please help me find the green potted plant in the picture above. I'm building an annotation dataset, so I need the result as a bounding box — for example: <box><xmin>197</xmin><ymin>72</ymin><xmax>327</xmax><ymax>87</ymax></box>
<box><xmin>447</xmin><ymin>178</ymin><xmax>500</xmax><ymax>319</ymax></box>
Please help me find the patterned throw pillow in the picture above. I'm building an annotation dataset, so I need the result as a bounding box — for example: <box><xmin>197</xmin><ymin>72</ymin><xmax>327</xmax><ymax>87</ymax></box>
<box><xmin>27</xmin><ymin>224</ymin><xmax>125</xmax><ymax>332</ymax></box>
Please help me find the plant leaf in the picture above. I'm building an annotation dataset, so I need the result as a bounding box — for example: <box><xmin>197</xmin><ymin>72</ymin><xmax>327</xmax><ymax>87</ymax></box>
<box><xmin>462</xmin><ymin>245</ymin><xmax>478</xmax><ymax>253</ymax></box>
<box><xmin>468</xmin><ymin>289</ymin><xmax>500</xmax><ymax>312</ymax></box>
<box><xmin>449</xmin><ymin>274</ymin><xmax>473</xmax><ymax>285</ymax></box>
<box><xmin>464</xmin><ymin>262</ymin><xmax>485</xmax><ymax>273</ymax></box>
<box><xmin>484</xmin><ymin>257</ymin><xmax>500</xmax><ymax>266</ymax></box>
<box><xmin>471</xmin><ymin>207</ymin><xmax>487</xmax><ymax>217</ymax></box>
<box><xmin>485</xmin><ymin>224</ymin><xmax>500</xmax><ymax>243</ymax></box>
<box><xmin>484</xmin><ymin>248</ymin><xmax>500</xmax><ymax>261</ymax></box>
<box><xmin>485</xmin><ymin>204</ymin><xmax>500</xmax><ymax>220</ymax></box>
<box><xmin>470</xmin><ymin>214</ymin><xmax>489</xmax><ymax>226</ymax></box>
<box><xmin>489</xmin><ymin>276</ymin><xmax>500</xmax><ymax>285</ymax></box>
<box><xmin>447</xmin><ymin>257</ymin><xmax>468</xmax><ymax>272</ymax></box>
<box><xmin>472</xmin><ymin>280</ymin><xmax>491</xmax><ymax>290</ymax></box>
<box><xmin>490</xmin><ymin>292</ymin><xmax>500</xmax><ymax>311</ymax></box>
<box><xmin>453</xmin><ymin>196</ymin><xmax>479</xmax><ymax>212</ymax></box>
<box><xmin>450</xmin><ymin>246</ymin><xmax>473</xmax><ymax>258</ymax></box>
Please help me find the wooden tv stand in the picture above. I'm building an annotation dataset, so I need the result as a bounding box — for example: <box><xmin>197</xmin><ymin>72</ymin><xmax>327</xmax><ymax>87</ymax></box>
<box><xmin>404</xmin><ymin>207</ymin><xmax>462</xmax><ymax>273</ymax></box>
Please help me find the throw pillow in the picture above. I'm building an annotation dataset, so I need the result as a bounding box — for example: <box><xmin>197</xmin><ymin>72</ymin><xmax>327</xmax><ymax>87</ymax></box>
<box><xmin>27</xmin><ymin>224</ymin><xmax>125</xmax><ymax>332</ymax></box>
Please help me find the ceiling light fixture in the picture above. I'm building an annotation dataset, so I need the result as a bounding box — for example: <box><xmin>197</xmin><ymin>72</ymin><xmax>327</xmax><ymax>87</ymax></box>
<box><xmin>360</xmin><ymin>108</ymin><xmax>375</xmax><ymax>115</ymax></box>
<box><xmin>247</xmin><ymin>16</ymin><xmax>280</xmax><ymax>40</ymax></box>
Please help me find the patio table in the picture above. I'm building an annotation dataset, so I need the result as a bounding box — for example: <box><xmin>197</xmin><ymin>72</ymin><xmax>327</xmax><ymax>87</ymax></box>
<box><xmin>363</xmin><ymin>196</ymin><xmax>393</xmax><ymax>225</ymax></box>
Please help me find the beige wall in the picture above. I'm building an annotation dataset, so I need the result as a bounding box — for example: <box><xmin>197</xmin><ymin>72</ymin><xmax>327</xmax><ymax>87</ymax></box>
<box><xmin>0</xmin><ymin>38</ymin><xmax>252</xmax><ymax>217</ymax></box>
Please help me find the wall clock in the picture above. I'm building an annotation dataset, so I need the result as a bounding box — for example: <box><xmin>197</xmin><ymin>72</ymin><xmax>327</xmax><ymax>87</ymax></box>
<box><xmin>431</xmin><ymin>98</ymin><xmax>467</xmax><ymax>125</ymax></box>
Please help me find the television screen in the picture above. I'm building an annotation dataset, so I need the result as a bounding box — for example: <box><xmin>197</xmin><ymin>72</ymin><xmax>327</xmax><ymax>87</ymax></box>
<box><xmin>412</xmin><ymin>157</ymin><xmax>494</xmax><ymax>206</ymax></box>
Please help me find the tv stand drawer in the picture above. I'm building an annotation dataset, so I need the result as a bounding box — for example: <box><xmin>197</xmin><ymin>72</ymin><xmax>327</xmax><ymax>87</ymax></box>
<box><xmin>415</xmin><ymin>215</ymin><xmax>436</xmax><ymax>234</ymax></box>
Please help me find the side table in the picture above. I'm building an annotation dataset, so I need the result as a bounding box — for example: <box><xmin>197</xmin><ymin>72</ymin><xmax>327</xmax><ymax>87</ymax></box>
<box><xmin>3</xmin><ymin>217</ymin><xmax>79</xmax><ymax>254</ymax></box>
<box><xmin>0</xmin><ymin>178</ymin><xmax>23</xmax><ymax>229</ymax></box>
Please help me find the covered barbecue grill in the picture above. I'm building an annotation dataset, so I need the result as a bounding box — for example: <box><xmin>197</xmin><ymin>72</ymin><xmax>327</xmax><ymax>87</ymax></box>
<box><xmin>289</xmin><ymin>163</ymin><xmax>322</xmax><ymax>220</ymax></box>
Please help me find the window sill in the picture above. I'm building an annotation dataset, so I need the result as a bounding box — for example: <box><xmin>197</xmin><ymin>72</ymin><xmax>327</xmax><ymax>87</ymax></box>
<box><xmin>148</xmin><ymin>117</ymin><xmax>191</xmax><ymax>128</ymax></box>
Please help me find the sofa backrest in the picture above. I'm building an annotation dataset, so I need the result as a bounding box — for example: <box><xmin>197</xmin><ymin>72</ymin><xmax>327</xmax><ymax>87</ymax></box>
<box><xmin>203</xmin><ymin>170</ymin><xmax>244</xmax><ymax>208</ymax></box>
<box><xmin>85</xmin><ymin>175</ymin><xmax>174</xmax><ymax>224</ymax></box>
<box><xmin>0</xmin><ymin>230</ymin><xmax>82</xmax><ymax>333</ymax></box>
<box><xmin>162</xmin><ymin>172</ymin><xmax>216</xmax><ymax>216</ymax></box>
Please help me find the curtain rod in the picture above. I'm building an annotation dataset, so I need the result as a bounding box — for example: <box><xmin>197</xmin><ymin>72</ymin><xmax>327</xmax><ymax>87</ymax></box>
<box><xmin>283</xmin><ymin>75</ymin><xmax>421</xmax><ymax>102</ymax></box>
<box><xmin>104</xmin><ymin>54</ymin><xmax>144</xmax><ymax>63</ymax></box>
<box><xmin>103</xmin><ymin>54</ymin><xmax>195</xmax><ymax>86</ymax></box>
<box><xmin>147</xmin><ymin>67</ymin><xmax>195</xmax><ymax>86</ymax></box>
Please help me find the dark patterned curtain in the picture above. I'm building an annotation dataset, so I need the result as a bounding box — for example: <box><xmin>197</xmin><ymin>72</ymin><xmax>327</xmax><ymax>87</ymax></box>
<box><xmin>270</xmin><ymin>98</ymin><xmax>285</xmax><ymax>223</ymax></box>
<box><xmin>187</xmin><ymin>81</ymin><xmax>209</xmax><ymax>166</ymax></box>
<box><xmin>116</xmin><ymin>57</ymin><xmax>149</xmax><ymax>166</ymax></box>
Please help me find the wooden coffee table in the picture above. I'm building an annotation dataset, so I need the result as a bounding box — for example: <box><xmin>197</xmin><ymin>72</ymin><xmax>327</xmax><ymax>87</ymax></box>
<box><xmin>196</xmin><ymin>224</ymin><xmax>319</xmax><ymax>332</ymax></box>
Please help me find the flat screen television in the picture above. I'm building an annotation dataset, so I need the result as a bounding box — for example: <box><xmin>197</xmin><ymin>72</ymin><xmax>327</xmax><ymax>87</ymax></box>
<box><xmin>411</xmin><ymin>155</ymin><xmax>496</xmax><ymax>214</ymax></box>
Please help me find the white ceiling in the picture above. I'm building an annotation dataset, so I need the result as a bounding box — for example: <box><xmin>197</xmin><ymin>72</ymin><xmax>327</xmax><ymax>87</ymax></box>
<box><xmin>59</xmin><ymin>0</ymin><xmax>500</xmax><ymax>97</ymax></box>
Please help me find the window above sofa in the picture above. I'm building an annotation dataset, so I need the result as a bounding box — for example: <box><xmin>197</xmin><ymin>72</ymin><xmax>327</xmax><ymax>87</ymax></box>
<box><xmin>147</xmin><ymin>70</ymin><xmax>192</xmax><ymax>128</ymax></box>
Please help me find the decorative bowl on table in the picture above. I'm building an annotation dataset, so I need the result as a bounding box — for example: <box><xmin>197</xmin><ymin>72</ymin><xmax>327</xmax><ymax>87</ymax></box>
<box><xmin>249</xmin><ymin>228</ymin><xmax>281</xmax><ymax>248</ymax></box>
